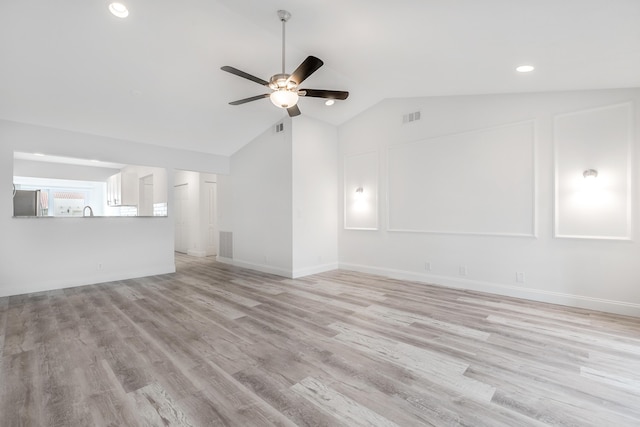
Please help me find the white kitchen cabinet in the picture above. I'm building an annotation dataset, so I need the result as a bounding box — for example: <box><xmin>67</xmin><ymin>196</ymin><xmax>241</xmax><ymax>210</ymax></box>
<box><xmin>106</xmin><ymin>172</ymin><xmax>138</xmax><ymax>206</ymax></box>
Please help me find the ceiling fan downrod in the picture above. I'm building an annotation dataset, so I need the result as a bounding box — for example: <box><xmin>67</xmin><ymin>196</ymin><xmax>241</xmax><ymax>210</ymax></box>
<box><xmin>278</xmin><ymin>10</ymin><xmax>291</xmax><ymax>74</ymax></box>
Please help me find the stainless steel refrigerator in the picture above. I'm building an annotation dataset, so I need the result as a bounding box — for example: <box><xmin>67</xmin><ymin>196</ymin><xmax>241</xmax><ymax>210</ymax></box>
<box><xmin>13</xmin><ymin>189</ymin><xmax>41</xmax><ymax>216</ymax></box>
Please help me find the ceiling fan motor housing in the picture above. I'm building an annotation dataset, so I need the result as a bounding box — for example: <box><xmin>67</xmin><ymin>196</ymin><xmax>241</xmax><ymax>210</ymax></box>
<box><xmin>269</xmin><ymin>73</ymin><xmax>297</xmax><ymax>90</ymax></box>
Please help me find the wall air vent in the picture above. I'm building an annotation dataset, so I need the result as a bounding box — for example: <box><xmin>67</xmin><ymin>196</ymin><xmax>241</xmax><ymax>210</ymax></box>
<box><xmin>402</xmin><ymin>111</ymin><xmax>421</xmax><ymax>124</ymax></box>
<box><xmin>275</xmin><ymin>122</ymin><xmax>284</xmax><ymax>133</ymax></box>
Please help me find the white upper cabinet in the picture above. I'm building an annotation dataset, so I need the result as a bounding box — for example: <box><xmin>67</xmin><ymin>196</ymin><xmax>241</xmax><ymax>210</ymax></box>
<box><xmin>107</xmin><ymin>172</ymin><xmax>138</xmax><ymax>206</ymax></box>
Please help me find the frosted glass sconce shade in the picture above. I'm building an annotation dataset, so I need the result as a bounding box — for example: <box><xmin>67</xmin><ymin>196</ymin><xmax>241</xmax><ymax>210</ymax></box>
<box><xmin>108</xmin><ymin>2</ymin><xmax>129</xmax><ymax>18</ymax></box>
<box><xmin>583</xmin><ymin>169</ymin><xmax>598</xmax><ymax>179</ymax></box>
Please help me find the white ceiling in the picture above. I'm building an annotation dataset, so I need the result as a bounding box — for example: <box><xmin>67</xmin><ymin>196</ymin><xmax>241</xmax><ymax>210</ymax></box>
<box><xmin>1</xmin><ymin>0</ymin><xmax>639</xmax><ymax>156</ymax></box>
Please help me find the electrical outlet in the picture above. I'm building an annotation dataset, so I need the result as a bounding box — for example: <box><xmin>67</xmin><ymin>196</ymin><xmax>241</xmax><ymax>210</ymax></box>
<box><xmin>459</xmin><ymin>266</ymin><xmax>467</xmax><ymax>276</ymax></box>
<box><xmin>425</xmin><ymin>262</ymin><xmax>431</xmax><ymax>271</ymax></box>
<box><xmin>516</xmin><ymin>272</ymin><xmax>526</xmax><ymax>283</ymax></box>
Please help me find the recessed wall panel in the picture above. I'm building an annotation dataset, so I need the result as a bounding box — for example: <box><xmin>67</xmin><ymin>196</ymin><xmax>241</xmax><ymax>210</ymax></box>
<box><xmin>554</xmin><ymin>102</ymin><xmax>632</xmax><ymax>239</ymax></box>
<box><xmin>344</xmin><ymin>152</ymin><xmax>378</xmax><ymax>230</ymax></box>
<box><xmin>387</xmin><ymin>121</ymin><xmax>535</xmax><ymax>236</ymax></box>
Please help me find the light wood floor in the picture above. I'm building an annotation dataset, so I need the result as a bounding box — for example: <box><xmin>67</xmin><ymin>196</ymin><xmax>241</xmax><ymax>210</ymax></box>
<box><xmin>1</xmin><ymin>254</ymin><xmax>639</xmax><ymax>426</ymax></box>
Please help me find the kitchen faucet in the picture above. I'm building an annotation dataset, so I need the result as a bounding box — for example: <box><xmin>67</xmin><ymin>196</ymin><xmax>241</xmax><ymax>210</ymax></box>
<box><xmin>83</xmin><ymin>205</ymin><xmax>94</xmax><ymax>217</ymax></box>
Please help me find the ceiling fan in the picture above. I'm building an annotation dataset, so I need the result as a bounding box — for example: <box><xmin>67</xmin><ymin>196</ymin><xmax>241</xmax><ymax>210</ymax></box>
<box><xmin>221</xmin><ymin>10</ymin><xmax>349</xmax><ymax>117</ymax></box>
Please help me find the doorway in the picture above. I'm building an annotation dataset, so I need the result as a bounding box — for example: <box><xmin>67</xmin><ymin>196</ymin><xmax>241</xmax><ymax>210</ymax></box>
<box><xmin>173</xmin><ymin>171</ymin><xmax>217</xmax><ymax>257</ymax></box>
<box><xmin>204</xmin><ymin>180</ymin><xmax>217</xmax><ymax>256</ymax></box>
<box><xmin>174</xmin><ymin>183</ymin><xmax>189</xmax><ymax>254</ymax></box>
<box><xmin>139</xmin><ymin>174</ymin><xmax>154</xmax><ymax>216</ymax></box>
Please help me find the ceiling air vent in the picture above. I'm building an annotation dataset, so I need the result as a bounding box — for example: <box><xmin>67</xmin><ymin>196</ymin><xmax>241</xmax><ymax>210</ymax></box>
<box><xmin>275</xmin><ymin>122</ymin><xmax>284</xmax><ymax>133</ymax></box>
<box><xmin>402</xmin><ymin>111</ymin><xmax>421</xmax><ymax>124</ymax></box>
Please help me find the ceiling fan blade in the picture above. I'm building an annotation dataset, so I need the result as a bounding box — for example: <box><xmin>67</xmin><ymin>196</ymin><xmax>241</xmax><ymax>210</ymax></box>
<box><xmin>221</xmin><ymin>66</ymin><xmax>269</xmax><ymax>86</ymax></box>
<box><xmin>300</xmin><ymin>89</ymin><xmax>349</xmax><ymax>100</ymax></box>
<box><xmin>288</xmin><ymin>56</ymin><xmax>324</xmax><ymax>86</ymax></box>
<box><xmin>287</xmin><ymin>105</ymin><xmax>301</xmax><ymax>117</ymax></box>
<box><xmin>229</xmin><ymin>94</ymin><xmax>270</xmax><ymax>105</ymax></box>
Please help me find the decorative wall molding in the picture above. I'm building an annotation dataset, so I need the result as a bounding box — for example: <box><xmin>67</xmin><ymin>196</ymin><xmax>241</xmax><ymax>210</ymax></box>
<box><xmin>386</xmin><ymin>120</ymin><xmax>537</xmax><ymax>237</ymax></box>
<box><xmin>339</xmin><ymin>262</ymin><xmax>640</xmax><ymax>318</ymax></box>
<box><xmin>553</xmin><ymin>101</ymin><xmax>633</xmax><ymax>240</ymax></box>
<box><xmin>343</xmin><ymin>151</ymin><xmax>379</xmax><ymax>230</ymax></box>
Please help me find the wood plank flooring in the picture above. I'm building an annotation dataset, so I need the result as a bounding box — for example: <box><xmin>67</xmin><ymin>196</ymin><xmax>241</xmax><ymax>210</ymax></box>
<box><xmin>1</xmin><ymin>253</ymin><xmax>640</xmax><ymax>426</ymax></box>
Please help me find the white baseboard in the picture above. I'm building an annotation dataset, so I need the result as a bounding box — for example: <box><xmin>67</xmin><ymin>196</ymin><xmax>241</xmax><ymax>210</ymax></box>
<box><xmin>215</xmin><ymin>257</ymin><xmax>338</xmax><ymax>279</ymax></box>
<box><xmin>222</xmin><ymin>258</ymin><xmax>294</xmax><ymax>278</ymax></box>
<box><xmin>0</xmin><ymin>264</ymin><xmax>176</xmax><ymax>298</ymax></box>
<box><xmin>216</xmin><ymin>256</ymin><xmax>233</xmax><ymax>265</ymax></box>
<box><xmin>292</xmin><ymin>262</ymin><xmax>339</xmax><ymax>278</ymax></box>
<box><xmin>187</xmin><ymin>249</ymin><xmax>207</xmax><ymax>257</ymax></box>
<box><xmin>339</xmin><ymin>262</ymin><xmax>640</xmax><ymax>318</ymax></box>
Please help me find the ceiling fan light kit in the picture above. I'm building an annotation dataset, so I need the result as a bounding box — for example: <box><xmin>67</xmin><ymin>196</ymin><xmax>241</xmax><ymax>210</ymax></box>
<box><xmin>221</xmin><ymin>10</ymin><xmax>349</xmax><ymax>117</ymax></box>
<box><xmin>270</xmin><ymin>89</ymin><xmax>299</xmax><ymax>109</ymax></box>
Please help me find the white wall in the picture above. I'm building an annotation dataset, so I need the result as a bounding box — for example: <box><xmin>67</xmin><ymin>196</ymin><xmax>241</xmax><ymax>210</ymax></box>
<box><xmin>292</xmin><ymin>116</ymin><xmax>339</xmax><ymax>277</ymax></box>
<box><xmin>218</xmin><ymin>116</ymin><xmax>339</xmax><ymax>278</ymax></box>
<box><xmin>219</xmin><ymin>119</ymin><xmax>294</xmax><ymax>276</ymax></box>
<box><xmin>14</xmin><ymin>159</ymin><xmax>120</xmax><ymax>182</ymax></box>
<box><xmin>338</xmin><ymin>88</ymin><xmax>640</xmax><ymax>316</ymax></box>
<box><xmin>0</xmin><ymin>120</ymin><xmax>229</xmax><ymax>297</ymax></box>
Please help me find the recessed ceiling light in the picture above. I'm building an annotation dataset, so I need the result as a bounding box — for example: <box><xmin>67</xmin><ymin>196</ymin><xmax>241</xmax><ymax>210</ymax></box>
<box><xmin>325</xmin><ymin>99</ymin><xmax>335</xmax><ymax>106</ymax></box>
<box><xmin>108</xmin><ymin>2</ymin><xmax>129</xmax><ymax>18</ymax></box>
<box><xmin>516</xmin><ymin>65</ymin><xmax>535</xmax><ymax>73</ymax></box>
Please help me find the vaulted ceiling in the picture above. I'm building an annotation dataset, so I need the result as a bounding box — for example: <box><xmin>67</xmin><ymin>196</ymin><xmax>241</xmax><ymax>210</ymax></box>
<box><xmin>1</xmin><ymin>0</ymin><xmax>639</xmax><ymax>156</ymax></box>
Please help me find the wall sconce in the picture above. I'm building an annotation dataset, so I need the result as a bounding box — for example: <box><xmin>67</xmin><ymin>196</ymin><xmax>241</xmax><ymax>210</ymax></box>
<box><xmin>354</xmin><ymin>186</ymin><xmax>364</xmax><ymax>201</ymax></box>
<box><xmin>355</xmin><ymin>187</ymin><xmax>364</xmax><ymax>194</ymax></box>
<box><xmin>583</xmin><ymin>169</ymin><xmax>598</xmax><ymax>180</ymax></box>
